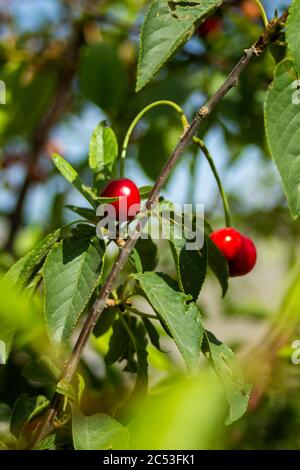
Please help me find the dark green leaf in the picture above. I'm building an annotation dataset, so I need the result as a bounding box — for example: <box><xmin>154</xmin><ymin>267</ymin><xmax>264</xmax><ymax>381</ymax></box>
<box><xmin>22</xmin><ymin>357</ymin><xmax>60</xmax><ymax>385</ymax></box>
<box><xmin>142</xmin><ymin>317</ymin><xmax>163</xmax><ymax>352</ymax></box>
<box><xmin>129</xmin><ymin>249</ymin><xmax>144</xmax><ymax>273</ymax></box>
<box><xmin>80</xmin><ymin>43</ymin><xmax>127</xmax><ymax>114</ymax></box>
<box><xmin>265</xmin><ymin>59</ymin><xmax>300</xmax><ymax>219</ymax></box>
<box><xmin>206</xmin><ymin>234</ymin><xmax>229</xmax><ymax>297</ymax></box>
<box><xmin>10</xmin><ymin>394</ymin><xmax>49</xmax><ymax>438</ymax></box>
<box><xmin>44</xmin><ymin>236</ymin><xmax>104</xmax><ymax>346</ymax></box>
<box><xmin>202</xmin><ymin>331</ymin><xmax>251</xmax><ymax>425</ymax></box>
<box><xmin>134</xmin><ymin>238</ymin><xmax>158</xmax><ymax>272</ymax></box>
<box><xmin>159</xmin><ymin>210</ymin><xmax>207</xmax><ymax>300</ymax></box>
<box><xmin>66</xmin><ymin>206</ymin><xmax>98</xmax><ymax>223</ymax></box>
<box><xmin>137</xmin><ymin>0</ymin><xmax>223</xmax><ymax>91</ymax></box>
<box><xmin>105</xmin><ymin>317</ymin><xmax>130</xmax><ymax>367</ymax></box>
<box><xmin>134</xmin><ymin>272</ymin><xmax>203</xmax><ymax>371</ymax></box>
<box><xmin>94</xmin><ymin>308</ymin><xmax>117</xmax><ymax>337</ymax></box>
<box><xmin>4</xmin><ymin>227</ymin><xmax>64</xmax><ymax>289</ymax></box>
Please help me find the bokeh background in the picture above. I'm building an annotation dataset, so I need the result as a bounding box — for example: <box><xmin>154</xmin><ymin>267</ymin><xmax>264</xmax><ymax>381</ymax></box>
<box><xmin>1</xmin><ymin>0</ymin><xmax>300</xmax><ymax>450</ymax></box>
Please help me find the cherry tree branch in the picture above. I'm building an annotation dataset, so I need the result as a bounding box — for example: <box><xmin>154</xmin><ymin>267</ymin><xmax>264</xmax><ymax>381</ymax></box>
<box><xmin>32</xmin><ymin>12</ymin><xmax>288</xmax><ymax>448</ymax></box>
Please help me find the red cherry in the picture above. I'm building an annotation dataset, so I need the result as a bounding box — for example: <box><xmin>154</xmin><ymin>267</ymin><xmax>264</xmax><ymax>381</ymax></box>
<box><xmin>101</xmin><ymin>178</ymin><xmax>141</xmax><ymax>221</ymax></box>
<box><xmin>210</xmin><ymin>228</ymin><xmax>244</xmax><ymax>261</ymax></box>
<box><xmin>197</xmin><ymin>16</ymin><xmax>222</xmax><ymax>39</ymax></box>
<box><xmin>228</xmin><ymin>236</ymin><xmax>257</xmax><ymax>277</ymax></box>
<box><xmin>210</xmin><ymin>228</ymin><xmax>257</xmax><ymax>277</ymax></box>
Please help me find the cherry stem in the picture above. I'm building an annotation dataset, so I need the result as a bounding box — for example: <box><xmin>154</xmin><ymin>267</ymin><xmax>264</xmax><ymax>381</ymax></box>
<box><xmin>120</xmin><ymin>100</ymin><xmax>189</xmax><ymax>177</ymax></box>
<box><xmin>193</xmin><ymin>137</ymin><xmax>232</xmax><ymax>227</ymax></box>
<box><xmin>253</xmin><ymin>0</ymin><xmax>269</xmax><ymax>28</ymax></box>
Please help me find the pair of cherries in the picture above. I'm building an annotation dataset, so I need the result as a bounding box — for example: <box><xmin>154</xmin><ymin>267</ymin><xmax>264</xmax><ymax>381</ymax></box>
<box><xmin>101</xmin><ymin>178</ymin><xmax>257</xmax><ymax>277</ymax></box>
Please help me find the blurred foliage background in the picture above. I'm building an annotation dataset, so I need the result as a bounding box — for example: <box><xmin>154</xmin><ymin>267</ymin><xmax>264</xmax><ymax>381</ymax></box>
<box><xmin>1</xmin><ymin>0</ymin><xmax>300</xmax><ymax>450</ymax></box>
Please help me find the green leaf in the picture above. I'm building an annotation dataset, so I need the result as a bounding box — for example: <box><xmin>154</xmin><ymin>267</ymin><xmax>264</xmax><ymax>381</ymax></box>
<box><xmin>10</xmin><ymin>394</ymin><xmax>49</xmax><ymax>438</ymax></box>
<box><xmin>105</xmin><ymin>317</ymin><xmax>129</xmax><ymax>367</ymax></box>
<box><xmin>57</xmin><ymin>379</ymin><xmax>77</xmax><ymax>402</ymax></box>
<box><xmin>66</xmin><ymin>206</ymin><xmax>98</xmax><ymax>223</ymax></box>
<box><xmin>158</xmin><ymin>209</ymin><xmax>206</xmax><ymax>300</ymax></box>
<box><xmin>72</xmin><ymin>409</ymin><xmax>129</xmax><ymax>450</ymax></box>
<box><xmin>34</xmin><ymin>434</ymin><xmax>56</xmax><ymax>450</ymax></box>
<box><xmin>52</xmin><ymin>153</ymin><xmax>99</xmax><ymax>207</ymax></box>
<box><xmin>202</xmin><ymin>331</ymin><xmax>251</xmax><ymax>425</ymax></box>
<box><xmin>135</xmin><ymin>238</ymin><xmax>158</xmax><ymax>272</ymax></box>
<box><xmin>77</xmin><ymin>374</ymin><xmax>85</xmax><ymax>406</ymax></box>
<box><xmin>80</xmin><ymin>43</ymin><xmax>127</xmax><ymax>114</ymax></box>
<box><xmin>139</xmin><ymin>185</ymin><xmax>153</xmax><ymax>198</ymax></box>
<box><xmin>89</xmin><ymin>122</ymin><xmax>118</xmax><ymax>177</ymax></box>
<box><xmin>44</xmin><ymin>236</ymin><xmax>104</xmax><ymax>346</ymax></box>
<box><xmin>106</xmin><ymin>315</ymin><xmax>148</xmax><ymax>388</ymax></box>
<box><xmin>22</xmin><ymin>357</ymin><xmax>60</xmax><ymax>385</ymax></box>
<box><xmin>142</xmin><ymin>317</ymin><xmax>163</xmax><ymax>352</ymax></box>
<box><xmin>0</xmin><ymin>320</ymin><xmax>15</xmax><ymax>364</ymax></box>
<box><xmin>4</xmin><ymin>227</ymin><xmax>63</xmax><ymax>289</ymax></box>
<box><xmin>265</xmin><ymin>59</ymin><xmax>300</xmax><ymax>219</ymax></box>
<box><xmin>94</xmin><ymin>308</ymin><xmax>117</xmax><ymax>337</ymax></box>
<box><xmin>287</xmin><ymin>0</ymin><xmax>300</xmax><ymax>73</ymax></box>
<box><xmin>136</xmin><ymin>0</ymin><xmax>223</xmax><ymax>91</ymax></box>
<box><xmin>134</xmin><ymin>272</ymin><xmax>203</xmax><ymax>371</ymax></box>
<box><xmin>131</xmin><ymin>319</ymin><xmax>148</xmax><ymax>390</ymax></box>
<box><xmin>0</xmin><ymin>403</ymin><xmax>11</xmax><ymax>420</ymax></box>
<box><xmin>206</xmin><ymin>234</ymin><xmax>229</xmax><ymax>297</ymax></box>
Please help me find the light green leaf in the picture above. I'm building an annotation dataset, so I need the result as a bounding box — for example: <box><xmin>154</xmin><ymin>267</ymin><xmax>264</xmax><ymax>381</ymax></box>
<box><xmin>287</xmin><ymin>0</ymin><xmax>300</xmax><ymax>72</ymax></box>
<box><xmin>4</xmin><ymin>227</ymin><xmax>63</xmax><ymax>289</ymax></box>
<box><xmin>136</xmin><ymin>0</ymin><xmax>223</xmax><ymax>91</ymax></box>
<box><xmin>265</xmin><ymin>59</ymin><xmax>300</xmax><ymax>219</ymax></box>
<box><xmin>202</xmin><ymin>331</ymin><xmax>251</xmax><ymax>425</ymax></box>
<box><xmin>72</xmin><ymin>409</ymin><xmax>129</xmax><ymax>450</ymax></box>
<box><xmin>0</xmin><ymin>322</ymin><xmax>15</xmax><ymax>365</ymax></box>
<box><xmin>10</xmin><ymin>394</ymin><xmax>49</xmax><ymax>438</ymax></box>
<box><xmin>89</xmin><ymin>123</ymin><xmax>118</xmax><ymax>176</ymax></box>
<box><xmin>134</xmin><ymin>272</ymin><xmax>203</xmax><ymax>371</ymax></box>
<box><xmin>52</xmin><ymin>153</ymin><xmax>99</xmax><ymax>207</ymax></box>
<box><xmin>57</xmin><ymin>379</ymin><xmax>77</xmax><ymax>402</ymax></box>
<box><xmin>44</xmin><ymin>236</ymin><xmax>104</xmax><ymax>346</ymax></box>
<box><xmin>22</xmin><ymin>357</ymin><xmax>60</xmax><ymax>385</ymax></box>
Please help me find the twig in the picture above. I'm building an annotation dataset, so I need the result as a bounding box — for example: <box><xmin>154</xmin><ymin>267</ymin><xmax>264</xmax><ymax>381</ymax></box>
<box><xmin>31</xmin><ymin>12</ymin><xmax>288</xmax><ymax>448</ymax></box>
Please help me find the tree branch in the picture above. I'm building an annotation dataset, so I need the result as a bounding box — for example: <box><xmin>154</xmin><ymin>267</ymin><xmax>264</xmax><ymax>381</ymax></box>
<box><xmin>31</xmin><ymin>12</ymin><xmax>288</xmax><ymax>448</ymax></box>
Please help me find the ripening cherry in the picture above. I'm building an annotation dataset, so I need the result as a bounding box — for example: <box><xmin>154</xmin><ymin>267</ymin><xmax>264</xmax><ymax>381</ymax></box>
<box><xmin>197</xmin><ymin>16</ymin><xmax>222</xmax><ymax>39</ymax></box>
<box><xmin>210</xmin><ymin>228</ymin><xmax>244</xmax><ymax>261</ymax></box>
<box><xmin>210</xmin><ymin>228</ymin><xmax>257</xmax><ymax>277</ymax></box>
<box><xmin>228</xmin><ymin>236</ymin><xmax>257</xmax><ymax>277</ymax></box>
<box><xmin>101</xmin><ymin>178</ymin><xmax>141</xmax><ymax>221</ymax></box>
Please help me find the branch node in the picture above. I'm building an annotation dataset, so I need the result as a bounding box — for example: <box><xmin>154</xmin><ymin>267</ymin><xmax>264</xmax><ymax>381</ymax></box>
<box><xmin>198</xmin><ymin>106</ymin><xmax>209</xmax><ymax>119</ymax></box>
<box><xmin>116</xmin><ymin>237</ymin><xmax>126</xmax><ymax>248</ymax></box>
